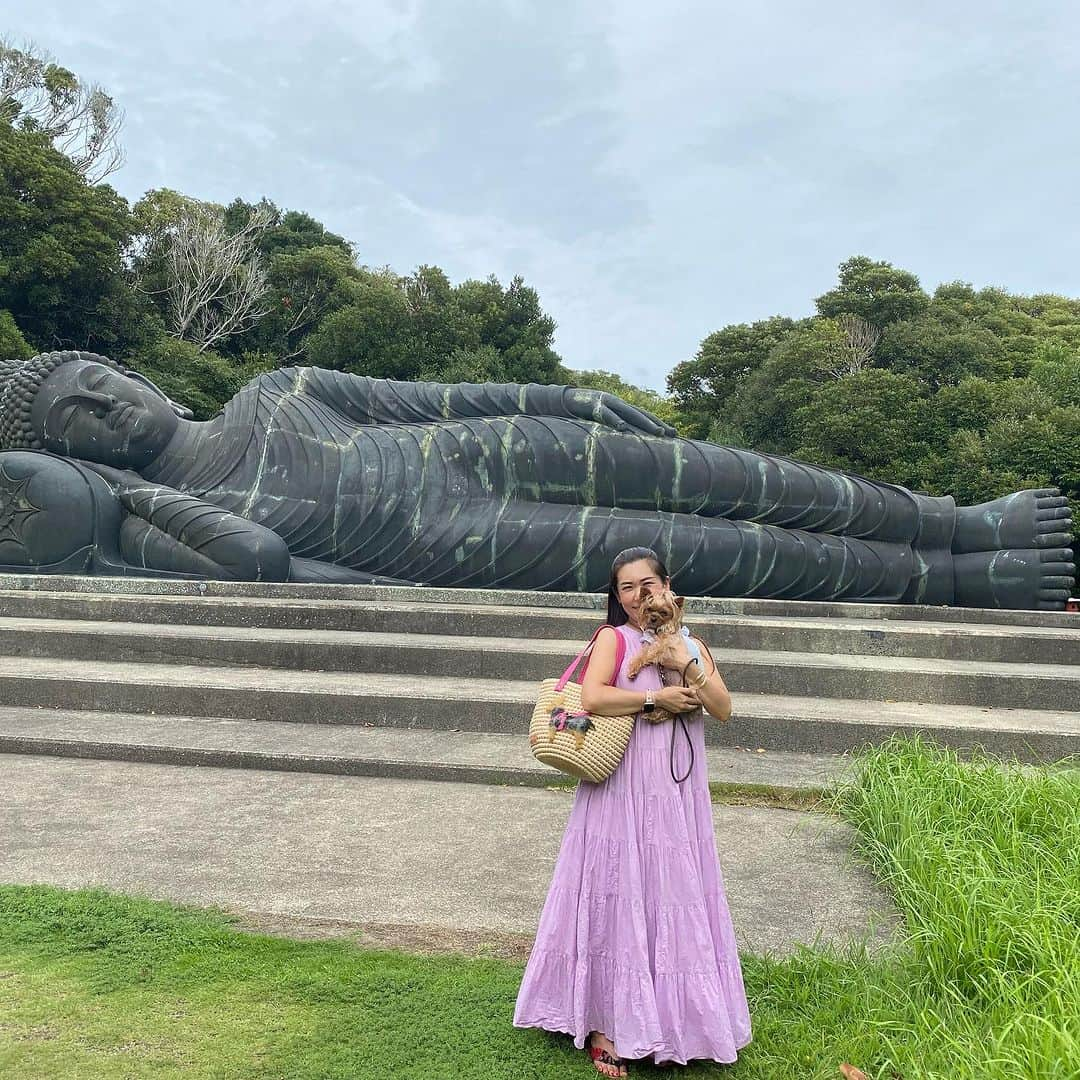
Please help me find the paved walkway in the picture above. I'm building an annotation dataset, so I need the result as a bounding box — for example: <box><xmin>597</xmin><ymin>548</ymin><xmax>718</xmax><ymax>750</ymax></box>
<box><xmin>0</xmin><ymin>754</ymin><xmax>897</xmax><ymax>956</ymax></box>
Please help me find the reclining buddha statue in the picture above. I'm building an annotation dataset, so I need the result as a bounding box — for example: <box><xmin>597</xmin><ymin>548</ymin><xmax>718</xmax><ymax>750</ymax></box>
<box><xmin>0</xmin><ymin>350</ymin><xmax>1072</xmax><ymax>609</ymax></box>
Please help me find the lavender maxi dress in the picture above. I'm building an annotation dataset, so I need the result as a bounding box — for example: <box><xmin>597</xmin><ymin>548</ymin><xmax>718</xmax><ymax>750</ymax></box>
<box><xmin>514</xmin><ymin>623</ymin><xmax>752</xmax><ymax>1065</ymax></box>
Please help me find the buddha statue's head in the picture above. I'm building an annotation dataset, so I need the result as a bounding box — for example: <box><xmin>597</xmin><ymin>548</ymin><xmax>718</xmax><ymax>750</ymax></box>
<box><xmin>0</xmin><ymin>351</ymin><xmax>193</xmax><ymax>469</ymax></box>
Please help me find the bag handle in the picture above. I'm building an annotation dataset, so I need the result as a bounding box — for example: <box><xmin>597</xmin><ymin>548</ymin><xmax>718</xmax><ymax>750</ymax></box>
<box><xmin>555</xmin><ymin>625</ymin><xmax>625</xmax><ymax>691</ymax></box>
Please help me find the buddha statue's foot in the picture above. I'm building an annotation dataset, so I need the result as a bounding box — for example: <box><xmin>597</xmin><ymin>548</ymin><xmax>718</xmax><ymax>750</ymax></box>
<box><xmin>953</xmin><ymin>547</ymin><xmax>1075</xmax><ymax>610</ymax></box>
<box><xmin>952</xmin><ymin>488</ymin><xmax>1072</xmax><ymax>554</ymax></box>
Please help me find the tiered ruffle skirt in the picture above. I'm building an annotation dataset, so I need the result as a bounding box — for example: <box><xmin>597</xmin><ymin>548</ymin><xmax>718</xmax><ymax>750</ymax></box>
<box><xmin>514</xmin><ymin>715</ymin><xmax>751</xmax><ymax>1065</ymax></box>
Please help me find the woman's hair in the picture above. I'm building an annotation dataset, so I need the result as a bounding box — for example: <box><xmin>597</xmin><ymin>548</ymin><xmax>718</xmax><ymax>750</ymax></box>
<box><xmin>606</xmin><ymin>546</ymin><xmax>670</xmax><ymax>626</ymax></box>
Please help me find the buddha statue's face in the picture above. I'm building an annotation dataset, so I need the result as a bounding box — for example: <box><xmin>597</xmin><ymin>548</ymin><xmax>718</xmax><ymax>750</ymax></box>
<box><xmin>30</xmin><ymin>361</ymin><xmax>180</xmax><ymax>468</ymax></box>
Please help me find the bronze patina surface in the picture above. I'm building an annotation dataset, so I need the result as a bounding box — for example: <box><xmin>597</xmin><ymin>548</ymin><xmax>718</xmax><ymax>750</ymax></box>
<box><xmin>0</xmin><ymin>351</ymin><xmax>1072</xmax><ymax>609</ymax></box>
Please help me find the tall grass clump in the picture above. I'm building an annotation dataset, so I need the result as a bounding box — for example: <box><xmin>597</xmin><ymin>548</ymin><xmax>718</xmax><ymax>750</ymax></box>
<box><xmin>834</xmin><ymin>737</ymin><xmax>1080</xmax><ymax>1078</ymax></box>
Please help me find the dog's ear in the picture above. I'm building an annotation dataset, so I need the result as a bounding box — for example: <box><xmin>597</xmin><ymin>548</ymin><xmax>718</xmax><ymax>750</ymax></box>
<box><xmin>674</xmin><ymin>595</ymin><xmax>685</xmax><ymax>609</ymax></box>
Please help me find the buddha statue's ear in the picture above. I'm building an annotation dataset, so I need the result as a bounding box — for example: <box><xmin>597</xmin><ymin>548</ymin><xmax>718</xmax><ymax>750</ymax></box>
<box><xmin>126</xmin><ymin>370</ymin><xmax>195</xmax><ymax>420</ymax></box>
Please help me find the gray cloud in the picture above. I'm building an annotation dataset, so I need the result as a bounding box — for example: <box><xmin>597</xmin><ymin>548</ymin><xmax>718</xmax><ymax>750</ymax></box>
<box><xmin>7</xmin><ymin>1</ymin><xmax>1080</xmax><ymax>389</ymax></box>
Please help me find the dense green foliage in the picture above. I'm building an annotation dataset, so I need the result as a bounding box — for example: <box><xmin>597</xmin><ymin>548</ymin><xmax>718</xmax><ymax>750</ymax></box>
<box><xmin>670</xmin><ymin>257</ymin><xmax>1080</xmax><ymax>530</ymax></box>
<box><xmin>1</xmin><ymin>741</ymin><xmax>1076</xmax><ymax>1078</ymax></box>
<box><xmin>0</xmin><ymin>124</ymin><xmax>153</xmax><ymax>355</ymax></box>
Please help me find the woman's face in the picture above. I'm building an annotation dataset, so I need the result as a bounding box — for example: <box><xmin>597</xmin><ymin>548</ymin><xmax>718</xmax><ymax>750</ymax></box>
<box><xmin>615</xmin><ymin>558</ymin><xmax>668</xmax><ymax>626</ymax></box>
<box><xmin>29</xmin><ymin>361</ymin><xmax>180</xmax><ymax>468</ymax></box>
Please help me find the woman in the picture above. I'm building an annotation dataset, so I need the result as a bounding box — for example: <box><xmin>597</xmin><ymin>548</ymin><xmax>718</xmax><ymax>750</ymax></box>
<box><xmin>514</xmin><ymin>547</ymin><xmax>751</xmax><ymax>1074</ymax></box>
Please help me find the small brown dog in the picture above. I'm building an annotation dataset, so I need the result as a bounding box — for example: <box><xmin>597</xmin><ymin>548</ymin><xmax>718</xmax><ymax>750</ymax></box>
<box><xmin>626</xmin><ymin>587</ymin><xmax>696</xmax><ymax>685</ymax></box>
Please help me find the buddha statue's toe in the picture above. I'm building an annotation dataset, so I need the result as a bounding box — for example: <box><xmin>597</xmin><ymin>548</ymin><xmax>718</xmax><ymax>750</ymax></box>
<box><xmin>953</xmin><ymin>547</ymin><xmax>1075</xmax><ymax>610</ymax></box>
<box><xmin>952</xmin><ymin>488</ymin><xmax>1073</xmax><ymax>554</ymax></box>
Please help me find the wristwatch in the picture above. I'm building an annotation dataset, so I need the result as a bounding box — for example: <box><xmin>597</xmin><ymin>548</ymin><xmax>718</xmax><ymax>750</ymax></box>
<box><xmin>643</xmin><ymin>692</ymin><xmax>656</xmax><ymax>714</ymax></box>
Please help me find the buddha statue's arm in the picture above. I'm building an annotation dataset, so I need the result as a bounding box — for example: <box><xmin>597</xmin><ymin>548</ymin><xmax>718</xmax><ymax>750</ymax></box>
<box><xmin>297</xmin><ymin>367</ymin><xmax>676</xmax><ymax>436</ymax></box>
<box><xmin>84</xmin><ymin>465</ymin><xmax>292</xmax><ymax>581</ymax></box>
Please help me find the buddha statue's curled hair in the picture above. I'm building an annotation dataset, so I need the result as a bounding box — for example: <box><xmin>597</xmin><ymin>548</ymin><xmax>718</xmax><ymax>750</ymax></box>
<box><xmin>0</xmin><ymin>350</ymin><xmax>130</xmax><ymax>451</ymax></box>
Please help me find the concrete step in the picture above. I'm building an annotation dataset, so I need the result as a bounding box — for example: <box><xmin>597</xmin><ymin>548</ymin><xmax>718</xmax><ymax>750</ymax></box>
<box><xmin>0</xmin><ymin>621</ymin><xmax>1076</xmax><ymax>709</ymax></box>
<box><xmin>0</xmin><ymin>657</ymin><xmax>1073</xmax><ymax>761</ymax></box>
<box><xmin>0</xmin><ymin>707</ymin><xmax>843</xmax><ymax>796</ymax></box>
<box><xmin>1</xmin><ymin>591</ymin><xmax>1079</xmax><ymax>665</ymax></box>
<box><xmin>0</xmin><ymin>574</ymin><xmax>1077</xmax><ymax>627</ymax></box>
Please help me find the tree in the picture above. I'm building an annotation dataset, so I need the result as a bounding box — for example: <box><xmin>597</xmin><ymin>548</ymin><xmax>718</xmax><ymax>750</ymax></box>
<box><xmin>0</xmin><ymin>123</ymin><xmax>151</xmax><ymax>353</ymax></box>
<box><xmin>402</xmin><ymin>264</ymin><xmax>460</xmax><ymax>364</ymax></box>
<box><xmin>421</xmin><ymin>344</ymin><xmax>509</xmax><ymax>384</ymax></box>
<box><xmin>874</xmin><ymin>315</ymin><xmax>1010</xmax><ymax>389</ymax></box>
<box><xmin>791</xmin><ymin>369</ymin><xmax>929</xmax><ymax>481</ymax></box>
<box><xmin>815</xmin><ymin>256</ymin><xmax>930</xmax><ymax>327</ymax></box>
<box><xmin>831</xmin><ymin>313</ymin><xmax>881</xmax><ymax>377</ymax></box>
<box><xmin>727</xmin><ymin>319</ymin><xmax>846</xmax><ymax>451</ymax></box>
<box><xmin>254</xmin><ymin>244</ymin><xmax>360</xmax><ymax>362</ymax></box>
<box><xmin>667</xmin><ymin>316</ymin><xmax>798</xmax><ymax>438</ymax></box>
<box><xmin>0</xmin><ymin>310</ymin><xmax>32</xmax><ymax>359</ymax></box>
<box><xmin>137</xmin><ymin>195</ymin><xmax>362</xmax><ymax>364</ymax></box>
<box><xmin>151</xmin><ymin>201</ymin><xmax>275</xmax><ymax>352</ymax></box>
<box><xmin>928</xmin><ymin>377</ymin><xmax>998</xmax><ymax>440</ymax></box>
<box><xmin>677</xmin><ymin>256</ymin><xmax>1080</xmax><ymax>542</ymax></box>
<box><xmin>448</xmin><ymin>275</ymin><xmax>562</xmax><ymax>384</ymax></box>
<box><xmin>0</xmin><ymin>38</ymin><xmax>123</xmax><ymax>182</ymax></box>
<box><xmin>931</xmin><ymin>408</ymin><xmax>1080</xmax><ymax>509</ymax></box>
<box><xmin>1028</xmin><ymin>342</ymin><xmax>1080</xmax><ymax>409</ymax></box>
<box><xmin>304</xmin><ymin>274</ymin><xmax>419</xmax><ymax>378</ymax></box>
<box><xmin>221</xmin><ymin>198</ymin><xmax>353</xmax><ymax>260</ymax></box>
<box><xmin>304</xmin><ymin>267</ymin><xmax>564</xmax><ymax>384</ymax></box>
<box><xmin>136</xmin><ymin>337</ymin><xmax>251</xmax><ymax>421</ymax></box>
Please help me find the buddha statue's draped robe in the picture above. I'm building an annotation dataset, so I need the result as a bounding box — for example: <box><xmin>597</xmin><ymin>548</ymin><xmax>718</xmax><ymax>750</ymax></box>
<box><xmin>142</xmin><ymin>367</ymin><xmax>958</xmax><ymax>602</ymax></box>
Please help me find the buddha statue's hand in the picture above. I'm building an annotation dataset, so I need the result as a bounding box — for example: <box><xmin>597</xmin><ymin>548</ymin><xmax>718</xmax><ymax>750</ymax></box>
<box><xmin>552</xmin><ymin>387</ymin><xmax>676</xmax><ymax>437</ymax></box>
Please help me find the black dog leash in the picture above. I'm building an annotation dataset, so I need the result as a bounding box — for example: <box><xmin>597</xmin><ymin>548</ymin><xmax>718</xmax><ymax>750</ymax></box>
<box><xmin>670</xmin><ymin>712</ymin><xmax>694</xmax><ymax>783</ymax></box>
<box><xmin>659</xmin><ymin>659</ymin><xmax>697</xmax><ymax>784</ymax></box>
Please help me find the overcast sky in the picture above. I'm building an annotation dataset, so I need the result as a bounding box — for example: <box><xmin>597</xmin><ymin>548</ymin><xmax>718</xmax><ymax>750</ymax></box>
<box><xmin>7</xmin><ymin>1</ymin><xmax>1080</xmax><ymax>390</ymax></box>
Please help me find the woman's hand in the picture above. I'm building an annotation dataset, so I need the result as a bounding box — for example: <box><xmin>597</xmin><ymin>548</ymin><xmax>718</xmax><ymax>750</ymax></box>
<box><xmin>655</xmin><ymin>685</ymin><xmax>701</xmax><ymax>715</ymax></box>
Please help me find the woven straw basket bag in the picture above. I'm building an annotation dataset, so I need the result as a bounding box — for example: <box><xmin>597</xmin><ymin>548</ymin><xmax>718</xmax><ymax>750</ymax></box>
<box><xmin>529</xmin><ymin>625</ymin><xmax>637</xmax><ymax>783</ymax></box>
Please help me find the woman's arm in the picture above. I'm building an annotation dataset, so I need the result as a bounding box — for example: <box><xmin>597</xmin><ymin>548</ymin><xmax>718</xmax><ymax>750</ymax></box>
<box><xmin>299</xmin><ymin>367</ymin><xmax>675</xmax><ymax>435</ymax></box>
<box><xmin>687</xmin><ymin>637</ymin><xmax>732</xmax><ymax>722</ymax></box>
<box><xmin>581</xmin><ymin>626</ymin><xmax>700</xmax><ymax>717</ymax></box>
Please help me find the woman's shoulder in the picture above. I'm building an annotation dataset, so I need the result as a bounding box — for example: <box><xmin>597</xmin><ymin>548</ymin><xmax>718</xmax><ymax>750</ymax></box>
<box><xmin>595</xmin><ymin>623</ymin><xmax>629</xmax><ymax>645</ymax></box>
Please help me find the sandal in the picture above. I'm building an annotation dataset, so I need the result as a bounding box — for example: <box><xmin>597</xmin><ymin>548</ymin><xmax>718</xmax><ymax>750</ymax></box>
<box><xmin>588</xmin><ymin>1034</ymin><xmax>630</xmax><ymax>1076</ymax></box>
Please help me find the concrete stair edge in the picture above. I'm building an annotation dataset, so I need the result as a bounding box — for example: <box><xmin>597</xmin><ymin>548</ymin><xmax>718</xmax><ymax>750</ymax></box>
<box><xmin>2</xmin><ymin>615</ymin><xmax>1080</xmax><ymax>663</ymax></box>
<box><xmin>0</xmin><ymin>643</ymin><xmax>1075</xmax><ymax>710</ymax></box>
<box><xmin>0</xmin><ymin>709</ymin><xmax>850</xmax><ymax>794</ymax></box>
<box><xmin>0</xmin><ymin>576</ymin><xmax>1075</xmax><ymax>626</ymax></box>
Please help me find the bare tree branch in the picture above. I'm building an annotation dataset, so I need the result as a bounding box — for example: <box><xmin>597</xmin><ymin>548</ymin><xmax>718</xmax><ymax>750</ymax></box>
<box><xmin>161</xmin><ymin>204</ymin><xmax>274</xmax><ymax>352</ymax></box>
<box><xmin>0</xmin><ymin>37</ymin><xmax>125</xmax><ymax>182</ymax></box>
<box><xmin>829</xmin><ymin>313</ymin><xmax>882</xmax><ymax>378</ymax></box>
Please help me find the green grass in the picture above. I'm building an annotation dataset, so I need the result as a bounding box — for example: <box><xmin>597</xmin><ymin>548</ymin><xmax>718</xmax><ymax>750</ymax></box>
<box><xmin>0</xmin><ymin>738</ymin><xmax>1077</xmax><ymax>1079</ymax></box>
<box><xmin>825</xmin><ymin>739</ymin><xmax>1080</xmax><ymax>1078</ymax></box>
